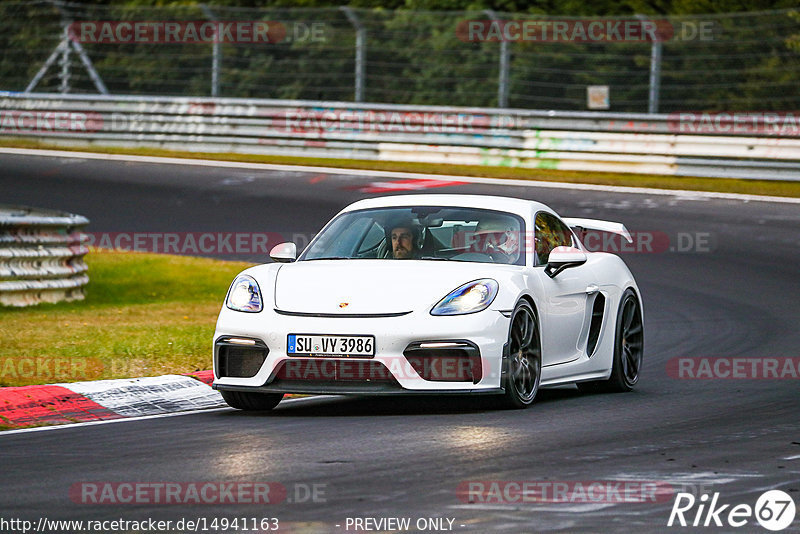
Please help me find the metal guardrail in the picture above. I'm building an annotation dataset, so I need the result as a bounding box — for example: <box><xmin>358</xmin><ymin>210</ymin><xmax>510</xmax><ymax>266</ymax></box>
<box><xmin>1</xmin><ymin>93</ymin><xmax>799</xmax><ymax>180</ymax></box>
<box><xmin>0</xmin><ymin>205</ymin><xmax>89</xmax><ymax>307</ymax></box>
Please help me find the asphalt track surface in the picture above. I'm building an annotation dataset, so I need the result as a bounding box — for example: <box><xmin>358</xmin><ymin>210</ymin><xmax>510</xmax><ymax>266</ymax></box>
<box><xmin>1</xmin><ymin>152</ymin><xmax>799</xmax><ymax>533</ymax></box>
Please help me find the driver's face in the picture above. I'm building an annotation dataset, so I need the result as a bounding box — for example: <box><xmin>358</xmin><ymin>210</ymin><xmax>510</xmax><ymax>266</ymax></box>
<box><xmin>391</xmin><ymin>227</ymin><xmax>415</xmax><ymax>259</ymax></box>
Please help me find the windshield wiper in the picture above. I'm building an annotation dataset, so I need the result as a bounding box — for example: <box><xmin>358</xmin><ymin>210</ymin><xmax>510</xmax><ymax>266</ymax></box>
<box><xmin>302</xmin><ymin>256</ymin><xmax>352</xmax><ymax>261</ymax></box>
<box><xmin>420</xmin><ymin>256</ymin><xmax>449</xmax><ymax>261</ymax></box>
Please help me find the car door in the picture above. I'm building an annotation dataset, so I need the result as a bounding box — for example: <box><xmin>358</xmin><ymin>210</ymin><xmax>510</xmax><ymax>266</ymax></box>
<box><xmin>534</xmin><ymin>211</ymin><xmax>596</xmax><ymax>366</ymax></box>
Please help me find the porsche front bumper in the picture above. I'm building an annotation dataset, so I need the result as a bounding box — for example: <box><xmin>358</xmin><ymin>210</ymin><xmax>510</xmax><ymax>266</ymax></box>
<box><xmin>212</xmin><ymin>306</ymin><xmax>510</xmax><ymax>395</ymax></box>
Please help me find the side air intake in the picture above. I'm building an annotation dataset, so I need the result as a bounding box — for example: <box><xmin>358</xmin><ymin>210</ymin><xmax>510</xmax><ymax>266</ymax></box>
<box><xmin>586</xmin><ymin>294</ymin><xmax>605</xmax><ymax>356</ymax></box>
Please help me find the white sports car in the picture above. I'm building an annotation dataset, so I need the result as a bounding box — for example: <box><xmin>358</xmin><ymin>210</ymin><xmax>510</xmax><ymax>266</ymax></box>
<box><xmin>212</xmin><ymin>194</ymin><xmax>643</xmax><ymax>410</ymax></box>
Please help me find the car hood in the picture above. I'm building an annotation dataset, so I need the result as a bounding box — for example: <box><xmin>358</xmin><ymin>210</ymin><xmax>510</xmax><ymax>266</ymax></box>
<box><xmin>273</xmin><ymin>260</ymin><xmax>498</xmax><ymax>315</ymax></box>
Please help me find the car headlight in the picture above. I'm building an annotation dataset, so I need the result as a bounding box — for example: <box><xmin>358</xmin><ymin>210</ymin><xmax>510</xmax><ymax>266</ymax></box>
<box><xmin>226</xmin><ymin>275</ymin><xmax>263</xmax><ymax>313</ymax></box>
<box><xmin>431</xmin><ymin>279</ymin><xmax>498</xmax><ymax>316</ymax></box>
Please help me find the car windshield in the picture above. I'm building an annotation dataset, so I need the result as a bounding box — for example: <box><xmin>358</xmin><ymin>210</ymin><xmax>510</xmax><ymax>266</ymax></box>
<box><xmin>299</xmin><ymin>206</ymin><xmax>525</xmax><ymax>265</ymax></box>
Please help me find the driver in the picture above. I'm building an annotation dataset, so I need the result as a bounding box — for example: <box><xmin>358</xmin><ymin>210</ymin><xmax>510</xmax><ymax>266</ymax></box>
<box><xmin>388</xmin><ymin>220</ymin><xmax>422</xmax><ymax>259</ymax></box>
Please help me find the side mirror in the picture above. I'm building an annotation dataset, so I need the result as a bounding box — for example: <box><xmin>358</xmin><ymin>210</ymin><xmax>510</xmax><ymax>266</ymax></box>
<box><xmin>269</xmin><ymin>242</ymin><xmax>296</xmax><ymax>263</ymax></box>
<box><xmin>545</xmin><ymin>246</ymin><xmax>587</xmax><ymax>278</ymax></box>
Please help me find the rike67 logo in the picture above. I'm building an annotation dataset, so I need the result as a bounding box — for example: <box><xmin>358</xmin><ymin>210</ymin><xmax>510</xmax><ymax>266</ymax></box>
<box><xmin>668</xmin><ymin>490</ymin><xmax>796</xmax><ymax>531</ymax></box>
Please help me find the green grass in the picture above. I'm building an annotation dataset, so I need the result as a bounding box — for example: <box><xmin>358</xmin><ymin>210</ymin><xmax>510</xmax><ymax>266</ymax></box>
<box><xmin>0</xmin><ymin>251</ymin><xmax>253</xmax><ymax>387</ymax></box>
<box><xmin>3</xmin><ymin>137</ymin><xmax>800</xmax><ymax>198</ymax></box>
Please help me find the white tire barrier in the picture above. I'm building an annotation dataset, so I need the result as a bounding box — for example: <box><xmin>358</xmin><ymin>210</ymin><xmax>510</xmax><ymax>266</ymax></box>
<box><xmin>0</xmin><ymin>205</ymin><xmax>89</xmax><ymax>307</ymax></box>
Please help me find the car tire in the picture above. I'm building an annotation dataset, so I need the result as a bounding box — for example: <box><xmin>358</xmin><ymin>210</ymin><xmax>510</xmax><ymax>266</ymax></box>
<box><xmin>221</xmin><ymin>390</ymin><xmax>284</xmax><ymax>411</ymax></box>
<box><xmin>577</xmin><ymin>288</ymin><xmax>643</xmax><ymax>393</ymax></box>
<box><xmin>497</xmin><ymin>300</ymin><xmax>542</xmax><ymax>409</ymax></box>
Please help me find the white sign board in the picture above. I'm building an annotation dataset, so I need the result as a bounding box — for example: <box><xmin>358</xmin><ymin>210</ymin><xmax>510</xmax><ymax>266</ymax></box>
<box><xmin>587</xmin><ymin>85</ymin><xmax>610</xmax><ymax>110</ymax></box>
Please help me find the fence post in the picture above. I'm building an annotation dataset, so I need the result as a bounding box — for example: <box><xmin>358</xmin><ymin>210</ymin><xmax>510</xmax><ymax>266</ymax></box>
<box><xmin>637</xmin><ymin>14</ymin><xmax>662</xmax><ymax>113</ymax></box>
<box><xmin>340</xmin><ymin>6</ymin><xmax>365</xmax><ymax>102</ymax></box>
<box><xmin>484</xmin><ymin>10</ymin><xmax>509</xmax><ymax>108</ymax></box>
<box><xmin>59</xmin><ymin>25</ymin><xmax>71</xmax><ymax>93</ymax></box>
<box><xmin>200</xmin><ymin>4</ymin><xmax>221</xmax><ymax>97</ymax></box>
<box><xmin>648</xmin><ymin>40</ymin><xmax>662</xmax><ymax>114</ymax></box>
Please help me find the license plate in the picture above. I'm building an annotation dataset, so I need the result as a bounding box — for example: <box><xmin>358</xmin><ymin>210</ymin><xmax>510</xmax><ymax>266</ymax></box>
<box><xmin>287</xmin><ymin>334</ymin><xmax>375</xmax><ymax>358</ymax></box>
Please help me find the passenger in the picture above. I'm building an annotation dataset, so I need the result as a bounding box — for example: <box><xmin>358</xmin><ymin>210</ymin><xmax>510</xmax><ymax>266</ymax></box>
<box><xmin>473</xmin><ymin>218</ymin><xmax>520</xmax><ymax>263</ymax></box>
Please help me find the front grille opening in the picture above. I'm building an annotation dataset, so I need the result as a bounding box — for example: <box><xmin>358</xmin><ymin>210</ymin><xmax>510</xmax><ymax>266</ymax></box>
<box><xmin>403</xmin><ymin>343</ymin><xmax>482</xmax><ymax>383</ymax></box>
<box><xmin>586</xmin><ymin>294</ymin><xmax>606</xmax><ymax>356</ymax></box>
<box><xmin>217</xmin><ymin>343</ymin><xmax>268</xmax><ymax>378</ymax></box>
<box><xmin>269</xmin><ymin>359</ymin><xmax>402</xmax><ymax>392</ymax></box>
<box><xmin>274</xmin><ymin>359</ymin><xmax>395</xmax><ymax>383</ymax></box>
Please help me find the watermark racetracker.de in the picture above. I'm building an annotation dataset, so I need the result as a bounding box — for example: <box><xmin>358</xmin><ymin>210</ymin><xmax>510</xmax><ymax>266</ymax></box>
<box><xmin>271</xmin><ymin>109</ymin><xmax>524</xmax><ymax>134</ymax></box>
<box><xmin>456</xmin><ymin>18</ymin><xmax>716</xmax><ymax>43</ymax></box>
<box><xmin>667</xmin><ymin>357</ymin><xmax>800</xmax><ymax>380</ymax></box>
<box><xmin>69</xmin><ymin>481</ymin><xmax>326</xmax><ymax>505</ymax></box>
<box><xmin>84</xmin><ymin>231</ymin><xmax>296</xmax><ymax>256</ymax></box>
<box><xmin>68</xmin><ymin>21</ymin><xmax>327</xmax><ymax>44</ymax></box>
<box><xmin>456</xmin><ymin>480</ymin><xmax>675</xmax><ymax>504</ymax></box>
<box><xmin>0</xmin><ymin>111</ymin><xmax>103</xmax><ymax>133</ymax></box>
<box><xmin>0</xmin><ymin>356</ymin><xmax>103</xmax><ymax>383</ymax></box>
<box><xmin>668</xmin><ymin>112</ymin><xmax>800</xmax><ymax>136</ymax></box>
<box><xmin>81</xmin><ymin>230</ymin><xmax>715</xmax><ymax>256</ymax></box>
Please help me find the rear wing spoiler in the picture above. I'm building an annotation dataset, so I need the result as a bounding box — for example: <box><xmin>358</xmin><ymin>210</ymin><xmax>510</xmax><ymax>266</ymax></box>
<box><xmin>562</xmin><ymin>218</ymin><xmax>633</xmax><ymax>244</ymax></box>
